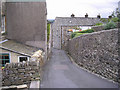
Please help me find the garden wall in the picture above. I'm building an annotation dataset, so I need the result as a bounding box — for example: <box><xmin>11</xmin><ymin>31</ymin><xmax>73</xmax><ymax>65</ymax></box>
<box><xmin>92</xmin><ymin>22</ymin><xmax>119</xmax><ymax>32</ymax></box>
<box><xmin>2</xmin><ymin>61</ymin><xmax>40</xmax><ymax>86</ymax></box>
<box><xmin>67</xmin><ymin>29</ymin><xmax>119</xmax><ymax>82</ymax></box>
<box><xmin>92</xmin><ymin>26</ymin><xmax>104</xmax><ymax>32</ymax></box>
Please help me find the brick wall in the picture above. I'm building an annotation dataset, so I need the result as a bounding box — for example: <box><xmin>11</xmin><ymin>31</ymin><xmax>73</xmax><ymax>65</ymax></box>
<box><xmin>67</xmin><ymin>29</ymin><xmax>119</xmax><ymax>82</ymax></box>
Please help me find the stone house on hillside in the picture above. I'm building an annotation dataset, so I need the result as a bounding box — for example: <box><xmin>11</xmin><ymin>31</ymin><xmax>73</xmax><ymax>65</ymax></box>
<box><xmin>0</xmin><ymin>40</ymin><xmax>43</xmax><ymax>67</ymax></box>
<box><xmin>5</xmin><ymin>0</ymin><xmax>47</xmax><ymax>56</ymax></box>
<box><xmin>52</xmin><ymin>14</ymin><xmax>105</xmax><ymax>49</ymax></box>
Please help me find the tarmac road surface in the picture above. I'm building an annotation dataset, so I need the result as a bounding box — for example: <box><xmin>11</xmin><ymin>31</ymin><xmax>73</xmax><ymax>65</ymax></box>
<box><xmin>40</xmin><ymin>49</ymin><xmax>118</xmax><ymax>88</ymax></box>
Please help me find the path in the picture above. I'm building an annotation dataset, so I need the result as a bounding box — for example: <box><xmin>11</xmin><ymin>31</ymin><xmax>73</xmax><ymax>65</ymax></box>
<box><xmin>41</xmin><ymin>49</ymin><xmax>118</xmax><ymax>88</ymax></box>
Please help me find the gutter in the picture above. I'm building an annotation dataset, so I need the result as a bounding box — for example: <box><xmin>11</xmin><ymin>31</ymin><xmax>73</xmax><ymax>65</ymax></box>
<box><xmin>0</xmin><ymin>46</ymin><xmax>31</xmax><ymax>57</ymax></box>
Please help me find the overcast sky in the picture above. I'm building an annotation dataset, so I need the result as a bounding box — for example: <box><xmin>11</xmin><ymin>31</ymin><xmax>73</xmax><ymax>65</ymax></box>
<box><xmin>46</xmin><ymin>0</ymin><xmax>120</xmax><ymax>19</ymax></box>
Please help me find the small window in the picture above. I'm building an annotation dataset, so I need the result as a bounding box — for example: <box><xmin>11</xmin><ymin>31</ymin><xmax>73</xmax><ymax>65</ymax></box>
<box><xmin>18</xmin><ymin>56</ymin><xmax>29</xmax><ymax>62</ymax></box>
<box><xmin>0</xmin><ymin>53</ymin><xmax>10</xmax><ymax>67</ymax></box>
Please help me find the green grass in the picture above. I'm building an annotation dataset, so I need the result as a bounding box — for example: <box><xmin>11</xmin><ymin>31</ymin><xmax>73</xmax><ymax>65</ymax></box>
<box><xmin>71</xmin><ymin>29</ymin><xmax>94</xmax><ymax>38</ymax></box>
<box><xmin>94</xmin><ymin>23</ymin><xmax>103</xmax><ymax>26</ymax></box>
<box><xmin>74</xmin><ymin>33</ymin><xmax>89</xmax><ymax>38</ymax></box>
<box><xmin>78</xmin><ymin>29</ymin><xmax>94</xmax><ymax>33</ymax></box>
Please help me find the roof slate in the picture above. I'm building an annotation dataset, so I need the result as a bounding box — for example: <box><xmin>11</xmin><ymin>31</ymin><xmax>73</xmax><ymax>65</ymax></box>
<box><xmin>6</xmin><ymin>0</ymin><xmax>46</xmax><ymax>2</ymax></box>
<box><xmin>54</xmin><ymin>17</ymin><xmax>104</xmax><ymax>26</ymax></box>
<box><xmin>0</xmin><ymin>40</ymin><xmax>40</xmax><ymax>56</ymax></box>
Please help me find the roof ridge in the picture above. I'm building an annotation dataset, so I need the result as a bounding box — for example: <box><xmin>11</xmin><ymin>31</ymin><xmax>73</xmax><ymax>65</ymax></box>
<box><xmin>56</xmin><ymin>17</ymin><xmax>108</xmax><ymax>19</ymax></box>
<box><xmin>6</xmin><ymin>0</ymin><xmax>46</xmax><ymax>2</ymax></box>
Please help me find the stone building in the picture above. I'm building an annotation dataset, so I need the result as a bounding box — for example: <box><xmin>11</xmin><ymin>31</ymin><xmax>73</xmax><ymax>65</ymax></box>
<box><xmin>0</xmin><ymin>39</ymin><xmax>43</xmax><ymax>67</ymax></box>
<box><xmin>1</xmin><ymin>0</ymin><xmax>6</xmax><ymax>33</ymax></box>
<box><xmin>0</xmin><ymin>1</ymin><xmax>1</xmax><ymax>27</ymax></box>
<box><xmin>5</xmin><ymin>0</ymin><xmax>47</xmax><ymax>53</ymax></box>
<box><xmin>52</xmin><ymin>14</ymin><xmax>104</xmax><ymax>49</ymax></box>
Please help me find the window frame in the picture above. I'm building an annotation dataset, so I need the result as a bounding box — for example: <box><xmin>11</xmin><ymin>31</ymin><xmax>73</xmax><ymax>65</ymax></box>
<box><xmin>18</xmin><ymin>56</ymin><xmax>29</xmax><ymax>62</ymax></box>
<box><xmin>0</xmin><ymin>53</ymin><xmax>11</xmax><ymax>67</ymax></box>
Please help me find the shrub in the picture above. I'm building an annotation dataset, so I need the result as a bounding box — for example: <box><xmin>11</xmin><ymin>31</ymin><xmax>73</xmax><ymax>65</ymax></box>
<box><xmin>71</xmin><ymin>33</ymin><xmax>76</xmax><ymax>38</ymax></box>
<box><xmin>78</xmin><ymin>29</ymin><xmax>94</xmax><ymax>33</ymax></box>
<box><xmin>47</xmin><ymin>23</ymin><xmax>50</xmax><ymax>42</ymax></box>
<box><xmin>104</xmin><ymin>21</ymin><xmax>117</xmax><ymax>30</ymax></box>
<box><xmin>100</xmin><ymin>18</ymin><xmax>108</xmax><ymax>23</ymax></box>
<box><xmin>95</xmin><ymin>23</ymin><xmax>103</xmax><ymax>26</ymax></box>
<box><xmin>71</xmin><ymin>29</ymin><xmax>94</xmax><ymax>38</ymax></box>
<box><xmin>111</xmin><ymin>17</ymin><xmax>119</xmax><ymax>22</ymax></box>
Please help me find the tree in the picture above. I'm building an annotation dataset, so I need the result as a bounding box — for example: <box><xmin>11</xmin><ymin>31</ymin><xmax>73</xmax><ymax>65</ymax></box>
<box><xmin>111</xmin><ymin>8</ymin><xmax>120</xmax><ymax>18</ymax></box>
<box><xmin>111</xmin><ymin>11</ymin><xmax>116</xmax><ymax>17</ymax></box>
<box><xmin>110</xmin><ymin>8</ymin><xmax>120</xmax><ymax>22</ymax></box>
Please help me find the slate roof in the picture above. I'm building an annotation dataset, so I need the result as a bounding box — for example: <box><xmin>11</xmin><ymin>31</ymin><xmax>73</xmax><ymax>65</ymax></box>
<box><xmin>54</xmin><ymin>17</ymin><xmax>105</xmax><ymax>26</ymax></box>
<box><xmin>0</xmin><ymin>40</ymin><xmax>40</xmax><ymax>56</ymax></box>
<box><xmin>6</xmin><ymin>0</ymin><xmax>46</xmax><ymax>2</ymax></box>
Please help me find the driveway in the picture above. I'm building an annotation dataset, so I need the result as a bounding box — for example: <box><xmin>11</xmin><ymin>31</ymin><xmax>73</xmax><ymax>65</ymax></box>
<box><xmin>40</xmin><ymin>49</ymin><xmax>118</xmax><ymax>88</ymax></box>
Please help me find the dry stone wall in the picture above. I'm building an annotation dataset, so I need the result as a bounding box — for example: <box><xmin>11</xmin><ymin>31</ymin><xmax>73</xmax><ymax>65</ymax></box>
<box><xmin>2</xmin><ymin>61</ymin><xmax>40</xmax><ymax>86</ymax></box>
<box><xmin>67</xmin><ymin>29</ymin><xmax>119</xmax><ymax>82</ymax></box>
<box><xmin>92</xmin><ymin>26</ymin><xmax>104</xmax><ymax>32</ymax></box>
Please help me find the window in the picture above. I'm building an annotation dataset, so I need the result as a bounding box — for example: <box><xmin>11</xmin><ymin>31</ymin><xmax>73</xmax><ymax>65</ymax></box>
<box><xmin>18</xmin><ymin>56</ymin><xmax>29</xmax><ymax>62</ymax></box>
<box><xmin>0</xmin><ymin>53</ymin><xmax>10</xmax><ymax>67</ymax></box>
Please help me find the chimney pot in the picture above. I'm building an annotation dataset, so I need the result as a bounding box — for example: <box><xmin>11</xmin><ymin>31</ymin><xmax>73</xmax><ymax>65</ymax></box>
<box><xmin>71</xmin><ymin>14</ymin><xmax>75</xmax><ymax>18</ymax></box>
<box><xmin>85</xmin><ymin>13</ymin><xmax>88</xmax><ymax>18</ymax></box>
<box><xmin>108</xmin><ymin>15</ymin><xmax>112</xmax><ymax>19</ymax></box>
<box><xmin>97</xmin><ymin>14</ymin><xmax>101</xmax><ymax>19</ymax></box>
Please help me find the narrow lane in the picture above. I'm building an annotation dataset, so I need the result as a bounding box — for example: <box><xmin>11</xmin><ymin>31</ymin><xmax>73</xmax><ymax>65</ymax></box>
<box><xmin>41</xmin><ymin>49</ymin><xmax>118</xmax><ymax>88</ymax></box>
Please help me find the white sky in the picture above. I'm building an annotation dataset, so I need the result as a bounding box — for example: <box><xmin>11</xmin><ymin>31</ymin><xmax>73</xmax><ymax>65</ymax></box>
<box><xmin>46</xmin><ymin>0</ymin><xmax>120</xmax><ymax>19</ymax></box>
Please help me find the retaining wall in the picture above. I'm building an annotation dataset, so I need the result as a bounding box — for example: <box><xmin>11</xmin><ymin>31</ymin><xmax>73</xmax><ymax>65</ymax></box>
<box><xmin>67</xmin><ymin>29</ymin><xmax>119</xmax><ymax>82</ymax></box>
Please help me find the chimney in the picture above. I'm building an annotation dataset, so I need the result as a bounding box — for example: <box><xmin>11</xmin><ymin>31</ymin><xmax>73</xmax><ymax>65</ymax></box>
<box><xmin>85</xmin><ymin>13</ymin><xmax>88</xmax><ymax>18</ymax></box>
<box><xmin>71</xmin><ymin>14</ymin><xmax>75</xmax><ymax>18</ymax></box>
<box><xmin>97</xmin><ymin>14</ymin><xmax>101</xmax><ymax>19</ymax></box>
<box><xmin>108</xmin><ymin>15</ymin><xmax>112</xmax><ymax>19</ymax></box>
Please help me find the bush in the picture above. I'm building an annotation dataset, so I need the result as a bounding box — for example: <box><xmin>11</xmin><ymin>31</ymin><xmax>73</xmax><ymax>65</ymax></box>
<box><xmin>71</xmin><ymin>29</ymin><xmax>94</xmax><ymax>38</ymax></box>
<box><xmin>71</xmin><ymin>33</ymin><xmax>76</xmax><ymax>38</ymax></box>
<box><xmin>78</xmin><ymin>29</ymin><xmax>94</xmax><ymax>33</ymax></box>
<box><xmin>47</xmin><ymin>23</ymin><xmax>50</xmax><ymax>42</ymax></box>
<box><xmin>100</xmin><ymin>18</ymin><xmax>108</xmax><ymax>23</ymax></box>
<box><xmin>111</xmin><ymin>17</ymin><xmax>119</xmax><ymax>22</ymax></box>
<box><xmin>95</xmin><ymin>23</ymin><xmax>103</xmax><ymax>26</ymax></box>
<box><xmin>104</xmin><ymin>21</ymin><xmax>117</xmax><ymax>30</ymax></box>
